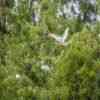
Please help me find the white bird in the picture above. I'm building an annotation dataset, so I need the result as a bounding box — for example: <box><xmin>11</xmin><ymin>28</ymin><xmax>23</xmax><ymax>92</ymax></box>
<box><xmin>48</xmin><ymin>28</ymin><xmax>70</xmax><ymax>46</ymax></box>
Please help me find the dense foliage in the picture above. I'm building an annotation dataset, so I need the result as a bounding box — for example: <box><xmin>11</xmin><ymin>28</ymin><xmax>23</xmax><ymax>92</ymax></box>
<box><xmin>0</xmin><ymin>0</ymin><xmax>100</xmax><ymax>100</ymax></box>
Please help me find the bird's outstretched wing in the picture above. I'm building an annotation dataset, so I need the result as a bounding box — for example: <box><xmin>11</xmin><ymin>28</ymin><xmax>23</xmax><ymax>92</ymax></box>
<box><xmin>63</xmin><ymin>28</ymin><xmax>69</xmax><ymax>41</ymax></box>
<box><xmin>48</xmin><ymin>33</ymin><xmax>60</xmax><ymax>41</ymax></box>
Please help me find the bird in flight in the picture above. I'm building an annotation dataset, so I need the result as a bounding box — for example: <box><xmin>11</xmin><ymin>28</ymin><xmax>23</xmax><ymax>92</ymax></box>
<box><xmin>48</xmin><ymin>28</ymin><xmax>70</xmax><ymax>46</ymax></box>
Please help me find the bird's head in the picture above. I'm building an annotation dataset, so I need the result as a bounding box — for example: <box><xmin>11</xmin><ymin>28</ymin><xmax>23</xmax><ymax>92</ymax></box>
<box><xmin>48</xmin><ymin>32</ymin><xmax>54</xmax><ymax>37</ymax></box>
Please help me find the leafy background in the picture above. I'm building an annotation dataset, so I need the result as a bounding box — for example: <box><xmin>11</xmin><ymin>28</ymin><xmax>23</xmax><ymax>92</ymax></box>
<box><xmin>0</xmin><ymin>0</ymin><xmax>100</xmax><ymax>99</ymax></box>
